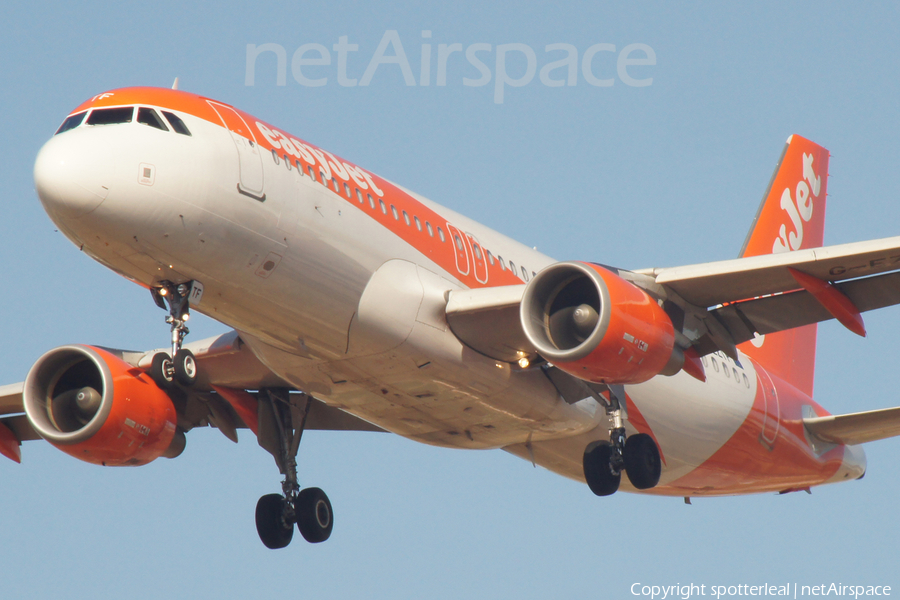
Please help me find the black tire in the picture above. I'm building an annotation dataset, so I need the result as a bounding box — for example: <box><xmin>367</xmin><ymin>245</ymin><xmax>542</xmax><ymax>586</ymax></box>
<box><xmin>173</xmin><ymin>349</ymin><xmax>198</xmax><ymax>387</ymax></box>
<box><xmin>149</xmin><ymin>352</ymin><xmax>174</xmax><ymax>389</ymax></box>
<box><xmin>583</xmin><ymin>442</ymin><xmax>620</xmax><ymax>496</ymax></box>
<box><xmin>296</xmin><ymin>487</ymin><xmax>333</xmax><ymax>543</ymax></box>
<box><xmin>624</xmin><ymin>433</ymin><xmax>662</xmax><ymax>490</ymax></box>
<box><xmin>255</xmin><ymin>494</ymin><xmax>294</xmax><ymax>549</ymax></box>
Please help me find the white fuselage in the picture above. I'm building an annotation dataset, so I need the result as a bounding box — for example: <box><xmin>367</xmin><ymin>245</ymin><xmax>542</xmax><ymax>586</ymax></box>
<box><xmin>33</xmin><ymin>95</ymin><xmax>866</xmax><ymax>496</ymax></box>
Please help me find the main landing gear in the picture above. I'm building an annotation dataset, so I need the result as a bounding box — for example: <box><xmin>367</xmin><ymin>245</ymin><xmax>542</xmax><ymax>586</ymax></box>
<box><xmin>254</xmin><ymin>389</ymin><xmax>333</xmax><ymax>548</ymax></box>
<box><xmin>148</xmin><ymin>281</ymin><xmax>198</xmax><ymax>389</ymax></box>
<box><xmin>583</xmin><ymin>385</ymin><xmax>661</xmax><ymax>496</ymax></box>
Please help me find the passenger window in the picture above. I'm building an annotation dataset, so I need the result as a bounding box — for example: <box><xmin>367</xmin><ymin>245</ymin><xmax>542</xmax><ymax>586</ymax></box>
<box><xmin>724</xmin><ymin>365</ymin><xmax>730</xmax><ymax>378</ymax></box>
<box><xmin>521</xmin><ymin>266</ymin><xmax>529</xmax><ymax>281</ymax></box>
<box><xmin>332</xmin><ymin>177</ymin><xmax>339</xmax><ymax>192</ymax></box>
<box><xmin>743</xmin><ymin>374</ymin><xmax>750</xmax><ymax>388</ymax></box>
<box><xmin>284</xmin><ymin>155</ymin><xmax>291</xmax><ymax>170</ymax></box>
<box><xmin>319</xmin><ymin>170</ymin><xmax>327</xmax><ymax>185</ymax></box>
<box><xmin>368</xmin><ymin>194</ymin><xmax>375</xmax><ymax>209</ymax></box>
<box><xmin>344</xmin><ymin>183</ymin><xmax>351</xmax><ymax>198</ymax></box>
<box><xmin>454</xmin><ymin>234</ymin><xmax>463</xmax><ymax>250</ymax></box>
<box><xmin>56</xmin><ymin>111</ymin><xmax>86</xmax><ymax>135</ymax></box>
<box><xmin>733</xmin><ymin>368</ymin><xmax>740</xmax><ymax>382</ymax></box>
<box><xmin>137</xmin><ymin>108</ymin><xmax>168</xmax><ymax>131</ymax></box>
<box><xmin>486</xmin><ymin>250</ymin><xmax>495</xmax><ymax>265</ymax></box>
<box><xmin>426</xmin><ymin>222</ymin><xmax>434</xmax><ymax>237</ymax></box>
<box><xmin>161</xmin><ymin>111</ymin><xmax>191</xmax><ymax>135</ymax></box>
<box><xmin>296</xmin><ymin>160</ymin><xmax>304</xmax><ymax>174</ymax></box>
<box><xmin>379</xmin><ymin>199</ymin><xmax>387</xmax><ymax>214</ymax></box>
<box><xmin>356</xmin><ymin>188</ymin><xmax>363</xmax><ymax>203</ymax></box>
<box><xmin>403</xmin><ymin>211</ymin><xmax>411</xmax><ymax>225</ymax></box>
<box><xmin>473</xmin><ymin>244</ymin><xmax>483</xmax><ymax>260</ymax></box>
<box><xmin>498</xmin><ymin>256</ymin><xmax>506</xmax><ymax>270</ymax></box>
<box><xmin>87</xmin><ymin>106</ymin><xmax>134</xmax><ymax>125</ymax></box>
<box><xmin>510</xmin><ymin>260</ymin><xmax>517</xmax><ymax>275</ymax></box>
<box><xmin>437</xmin><ymin>227</ymin><xmax>446</xmax><ymax>242</ymax></box>
<box><xmin>271</xmin><ymin>149</ymin><xmax>280</xmax><ymax>164</ymax></box>
<box><xmin>711</xmin><ymin>358</ymin><xmax>719</xmax><ymax>372</ymax></box>
<box><xmin>308</xmin><ymin>166</ymin><xmax>316</xmax><ymax>181</ymax></box>
<box><xmin>414</xmin><ymin>216</ymin><xmax>422</xmax><ymax>231</ymax></box>
<box><xmin>391</xmin><ymin>205</ymin><xmax>399</xmax><ymax>220</ymax></box>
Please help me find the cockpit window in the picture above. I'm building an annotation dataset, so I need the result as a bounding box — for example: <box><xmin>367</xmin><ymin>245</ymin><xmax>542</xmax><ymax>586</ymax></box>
<box><xmin>161</xmin><ymin>111</ymin><xmax>191</xmax><ymax>136</ymax></box>
<box><xmin>137</xmin><ymin>107</ymin><xmax>169</xmax><ymax>131</ymax></box>
<box><xmin>55</xmin><ymin>112</ymin><xmax>86</xmax><ymax>135</ymax></box>
<box><xmin>86</xmin><ymin>107</ymin><xmax>134</xmax><ymax>125</ymax></box>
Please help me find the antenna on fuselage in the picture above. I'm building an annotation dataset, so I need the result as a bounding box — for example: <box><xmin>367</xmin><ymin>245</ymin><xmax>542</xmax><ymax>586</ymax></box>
<box><xmin>172</xmin><ymin>77</ymin><xmax>179</xmax><ymax>90</ymax></box>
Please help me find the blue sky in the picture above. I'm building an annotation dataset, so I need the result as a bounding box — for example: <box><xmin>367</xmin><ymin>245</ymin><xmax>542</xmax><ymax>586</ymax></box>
<box><xmin>2</xmin><ymin>2</ymin><xmax>900</xmax><ymax>598</ymax></box>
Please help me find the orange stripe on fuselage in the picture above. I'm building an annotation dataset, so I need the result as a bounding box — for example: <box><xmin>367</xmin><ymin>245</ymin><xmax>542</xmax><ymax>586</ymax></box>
<box><xmin>657</xmin><ymin>359</ymin><xmax>841</xmax><ymax>496</ymax></box>
<box><xmin>70</xmin><ymin>87</ymin><xmax>524</xmax><ymax>290</ymax></box>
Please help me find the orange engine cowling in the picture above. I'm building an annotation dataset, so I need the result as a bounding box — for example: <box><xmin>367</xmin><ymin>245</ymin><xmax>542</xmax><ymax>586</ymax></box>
<box><xmin>23</xmin><ymin>345</ymin><xmax>183</xmax><ymax>466</ymax></box>
<box><xmin>521</xmin><ymin>262</ymin><xmax>681</xmax><ymax>384</ymax></box>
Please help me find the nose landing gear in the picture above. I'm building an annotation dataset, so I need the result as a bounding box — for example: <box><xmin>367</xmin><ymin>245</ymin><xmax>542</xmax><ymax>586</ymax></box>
<box><xmin>254</xmin><ymin>389</ymin><xmax>333</xmax><ymax>549</ymax></box>
<box><xmin>583</xmin><ymin>385</ymin><xmax>661</xmax><ymax>496</ymax></box>
<box><xmin>148</xmin><ymin>281</ymin><xmax>199</xmax><ymax>388</ymax></box>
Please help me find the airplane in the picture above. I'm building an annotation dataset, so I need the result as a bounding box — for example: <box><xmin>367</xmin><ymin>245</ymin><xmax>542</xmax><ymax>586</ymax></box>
<box><xmin>3</xmin><ymin>85</ymin><xmax>900</xmax><ymax>550</ymax></box>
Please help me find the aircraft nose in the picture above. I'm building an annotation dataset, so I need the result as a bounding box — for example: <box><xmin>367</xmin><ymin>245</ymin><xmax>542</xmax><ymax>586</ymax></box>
<box><xmin>34</xmin><ymin>131</ymin><xmax>114</xmax><ymax>220</ymax></box>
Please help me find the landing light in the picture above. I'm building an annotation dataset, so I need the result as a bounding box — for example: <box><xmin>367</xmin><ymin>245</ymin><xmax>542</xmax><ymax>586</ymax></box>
<box><xmin>518</xmin><ymin>357</ymin><xmax>530</xmax><ymax>369</ymax></box>
<box><xmin>158</xmin><ymin>288</ymin><xmax>168</xmax><ymax>296</ymax></box>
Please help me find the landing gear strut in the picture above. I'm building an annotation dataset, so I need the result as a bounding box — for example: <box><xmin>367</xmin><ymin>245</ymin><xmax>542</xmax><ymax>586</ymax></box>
<box><xmin>148</xmin><ymin>281</ymin><xmax>198</xmax><ymax>388</ymax></box>
<box><xmin>583</xmin><ymin>384</ymin><xmax>661</xmax><ymax>496</ymax></box>
<box><xmin>255</xmin><ymin>389</ymin><xmax>333</xmax><ymax>549</ymax></box>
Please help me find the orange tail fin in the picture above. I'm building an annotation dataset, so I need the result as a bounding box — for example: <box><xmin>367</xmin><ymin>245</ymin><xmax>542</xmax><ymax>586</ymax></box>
<box><xmin>737</xmin><ymin>135</ymin><xmax>830</xmax><ymax>397</ymax></box>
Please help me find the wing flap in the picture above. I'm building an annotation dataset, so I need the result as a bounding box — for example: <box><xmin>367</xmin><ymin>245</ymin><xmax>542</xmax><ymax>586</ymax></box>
<box><xmin>804</xmin><ymin>406</ymin><xmax>900</xmax><ymax>445</ymax></box>
<box><xmin>711</xmin><ymin>271</ymin><xmax>900</xmax><ymax>346</ymax></box>
<box><xmin>648</xmin><ymin>236</ymin><xmax>900</xmax><ymax>308</ymax></box>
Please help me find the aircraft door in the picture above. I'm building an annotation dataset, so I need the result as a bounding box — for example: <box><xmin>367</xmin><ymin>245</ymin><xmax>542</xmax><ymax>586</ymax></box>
<box><xmin>207</xmin><ymin>101</ymin><xmax>265</xmax><ymax>200</ymax></box>
<box><xmin>467</xmin><ymin>234</ymin><xmax>488</xmax><ymax>284</ymax></box>
<box><xmin>756</xmin><ymin>366</ymin><xmax>780</xmax><ymax>447</ymax></box>
<box><xmin>446</xmin><ymin>223</ymin><xmax>470</xmax><ymax>276</ymax></box>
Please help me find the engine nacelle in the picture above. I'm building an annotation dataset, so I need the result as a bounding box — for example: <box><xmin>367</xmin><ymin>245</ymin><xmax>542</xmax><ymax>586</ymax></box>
<box><xmin>521</xmin><ymin>262</ymin><xmax>680</xmax><ymax>384</ymax></box>
<box><xmin>23</xmin><ymin>345</ymin><xmax>182</xmax><ymax>466</ymax></box>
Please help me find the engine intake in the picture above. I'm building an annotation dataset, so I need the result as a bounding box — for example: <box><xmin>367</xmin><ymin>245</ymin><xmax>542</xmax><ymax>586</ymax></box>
<box><xmin>521</xmin><ymin>262</ymin><xmax>681</xmax><ymax>384</ymax></box>
<box><xmin>24</xmin><ymin>345</ymin><xmax>182</xmax><ymax>466</ymax></box>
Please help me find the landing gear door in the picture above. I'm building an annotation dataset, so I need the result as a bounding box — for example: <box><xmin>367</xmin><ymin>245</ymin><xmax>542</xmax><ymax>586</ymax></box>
<box><xmin>207</xmin><ymin>101</ymin><xmax>265</xmax><ymax>200</ymax></box>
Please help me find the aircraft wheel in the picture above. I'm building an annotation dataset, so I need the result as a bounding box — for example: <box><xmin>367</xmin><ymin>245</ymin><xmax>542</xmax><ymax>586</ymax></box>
<box><xmin>256</xmin><ymin>493</ymin><xmax>294</xmax><ymax>549</ymax></box>
<box><xmin>296</xmin><ymin>487</ymin><xmax>333</xmax><ymax>543</ymax></box>
<box><xmin>624</xmin><ymin>433</ymin><xmax>661</xmax><ymax>490</ymax></box>
<box><xmin>149</xmin><ymin>352</ymin><xmax>175</xmax><ymax>389</ymax></box>
<box><xmin>173</xmin><ymin>349</ymin><xmax>197</xmax><ymax>387</ymax></box>
<box><xmin>583</xmin><ymin>442</ymin><xmax>620</xmax><ymax>496</ymax></box>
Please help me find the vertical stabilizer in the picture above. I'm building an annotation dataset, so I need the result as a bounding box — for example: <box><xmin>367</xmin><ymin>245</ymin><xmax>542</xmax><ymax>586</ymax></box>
<box><xmin>737</xmin><ymin>135</ymin><xmax>830</xmax><ymax>397</ymax></box>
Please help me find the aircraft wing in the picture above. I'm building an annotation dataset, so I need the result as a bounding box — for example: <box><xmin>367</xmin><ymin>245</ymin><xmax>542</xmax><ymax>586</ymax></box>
<box><xmin>641</xmin><ymin>235</ymin><xmax>900</xmax><ymax>350</ymax></box>
<box><xmin>0</xmin><ymin>330</ymin><xmax>384</xmax><ymax>452</ymax></box>
<box><xmin>804</xmin><ymin>407</ymin><xmax>900</xmax><ymax>445</ymax></box>
<box><xmin>643</xmin><ymin>236</ymin><xmax>900</xmax><ymax>307</ymax></box>
<box><xmin>447</xmin><ymin>236</ymin><xmax>900</xmax><ymax>363</ymax></box>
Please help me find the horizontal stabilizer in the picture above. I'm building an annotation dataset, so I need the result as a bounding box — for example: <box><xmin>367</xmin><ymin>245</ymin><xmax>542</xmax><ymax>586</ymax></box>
<box><xmin>804</xmin><ymin>406</ymin><xmax>900</xmax><ymax>445</ymax></box>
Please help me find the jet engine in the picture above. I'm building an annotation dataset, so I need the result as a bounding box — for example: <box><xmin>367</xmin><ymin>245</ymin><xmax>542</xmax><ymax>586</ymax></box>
<box><xmin>23</xmin><ymin>345</ymin><xmax>183</xmax><ymax>466</ymax></box>
<box><xmin>521</xmin><ymin>262</ymin><xmax>683</xmax><ymax>384</ymax></box>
